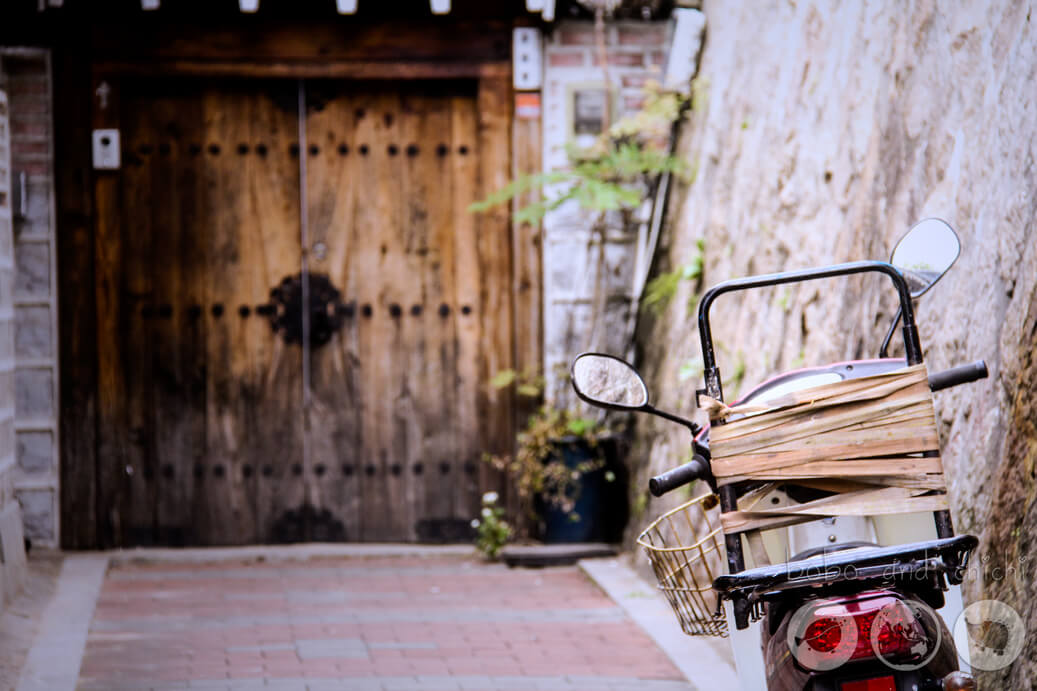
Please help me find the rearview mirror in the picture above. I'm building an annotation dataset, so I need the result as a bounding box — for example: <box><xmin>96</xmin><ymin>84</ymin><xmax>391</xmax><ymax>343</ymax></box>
<box><xmin>890</xmin><ymin>218</ymin><xmax>960</xmax><ymax>297</ymax></box>
<box><xmin>571</xmin><ymin>353</ymin><xmax>648</xmax><ymax>410</ymax></box>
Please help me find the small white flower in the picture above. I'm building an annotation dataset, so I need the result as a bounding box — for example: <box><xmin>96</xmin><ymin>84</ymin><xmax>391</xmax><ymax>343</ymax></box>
<box><xmin>470</xmin><ymin>518</ymin><xmax>481</xmax><ymax>528</ymax></box>
<box><xmin>482</xmin><ymin>507</ymin><xmax>492</xmax><ymax>518</ymax></box>
<box><xmin>482</xmin><ymin>491</ymin><xmax>499</xmax><ymax>504</ymax></box>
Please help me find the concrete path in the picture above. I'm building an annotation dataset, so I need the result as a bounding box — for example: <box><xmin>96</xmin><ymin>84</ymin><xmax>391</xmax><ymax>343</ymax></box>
<box><xmin>67</xmin><ymin>549</ymin><xmax>702</xmax><ymax>691</ymax></box>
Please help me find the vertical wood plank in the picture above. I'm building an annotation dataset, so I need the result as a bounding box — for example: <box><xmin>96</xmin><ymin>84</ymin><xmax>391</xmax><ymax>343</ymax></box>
<box><xmin>377</xmin><ymin>90</ymin><xmax>412</xmax><ymax>541</ymax></box>
<box><xmin>474</xmin><ymin>75</ymin><xmax>515</xmax><ymax>507</ymax></box>
<box><xmin>92</xmin><ymin>72</ymin><xmax>127</xmax><ymax>548</ymax></box>
<box><xmin>395</xmin><ymin>89</ymin><xmax>425</xmax><ymax>540</ymax></box>
<box><xmin>413</xmin><ymin>90</ymin><xmax>456</xmax><ymax>529</ymax></box>
<box><xmin>350</xmin><ymin>92</ymin><xmax>396</xmax><ymax>541</ymax></box>
<box><xmin>198</xmin><ymin>82</ymin><xmax>304</xmax><ymax>544</ymax></box>
<box><xmin>511</xmin><ymin>92</ymin><xmax>543</xmax><ymax>410</ymax></box>
<box><xmin>151</xmin><ymin>84</ymin><xmax>206</xmax><ymax>546</ymax></box>
<box><xmin>119</xmin><ymin>86</ymin><xmax>157</xmax><ymax>545</ymax></box>
<box><xmin>305</xmin><ymin>81</ymin><xmax>363</xmax><ymax>541</ymax></box>
<box><xmin>449</xmin><ymin>92</ymin><xmax>484</xmax><ymax>522</ymax></box>
<box><xmin>56</xmin><ymin>39</ymin><xmax>99</xmax><ymax>549</ymax></box>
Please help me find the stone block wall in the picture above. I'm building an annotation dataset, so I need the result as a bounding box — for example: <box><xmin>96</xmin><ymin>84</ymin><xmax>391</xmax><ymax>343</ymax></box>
<box><xmin>2</xmin><ymin>49</ymin><xmax>58</xmax><ymax>548</ymax></box>
<box><xmin>633</xmin><ymin>2</ymin><xmax>1037</xmax><ymax>685</ymax></box>
<box><xmin>541</xmin><ymin>19</ymin><xmax>673</xmax><ymax>404</ymax></box>
<box><xmin>0</xmin><ymin>57</ymin><xmax>28</xmax><ymax>611</ymax></box>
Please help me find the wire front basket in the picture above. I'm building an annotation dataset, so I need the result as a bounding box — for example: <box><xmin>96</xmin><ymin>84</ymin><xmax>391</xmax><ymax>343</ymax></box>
<box><xmin>637</xmin><ymin>492</ymin><xmax>728</xmax><ymax>637</ymax></box>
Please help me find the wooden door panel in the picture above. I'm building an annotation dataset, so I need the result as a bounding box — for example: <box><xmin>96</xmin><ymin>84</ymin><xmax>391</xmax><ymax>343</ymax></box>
<box><xmin>98</xmin><ymin>79</ymin><xmax>304</xmax><ymax>546</ymax></box>
<box><xmin>305</xmin><ymin>81</ymin><xmax>511</xmax><ymax>541</ymax></box>
<box><xmin>95</xmin><ymin>76</ymin><xmax>515</xmax><ymax>546</ymax></box>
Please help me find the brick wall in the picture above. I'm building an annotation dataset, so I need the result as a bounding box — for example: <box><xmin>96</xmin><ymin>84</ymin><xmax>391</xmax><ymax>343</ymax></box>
<box><xmin>0</xmin><ymin>56</ymin><xmax>28</xmax><ymax>611</ymax></box>
<box><xmin>541</xmin><ymin>20</ymin><xmax>673</xmax><ymax>403</ymax></box>
<box><xmin>1</xmin><ymin>49</ymin><xmax>58</xmax><ymax>548</ymax></box>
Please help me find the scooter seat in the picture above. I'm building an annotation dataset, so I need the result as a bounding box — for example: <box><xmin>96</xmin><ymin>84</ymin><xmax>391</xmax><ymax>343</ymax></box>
<box><xmin>712</xmin><ymin>534</ymin><xmax>977</xmax><ymax>599</ymax></box>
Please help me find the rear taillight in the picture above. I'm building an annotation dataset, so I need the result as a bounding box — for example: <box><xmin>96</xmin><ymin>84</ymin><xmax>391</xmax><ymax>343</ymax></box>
<box><xmin>789</xmin><ymin>592</ymin><xmax>933</xmax><ymax>671</ymax></box>
<box><xmin>804</xmin><ymin>616</ymin><xmax>844</xmax><ymax>653</ymax></box>
<box><xmin>840</xmin><ymin>677</ymin><xmax>896</xmax><ymax>691</ymax></box>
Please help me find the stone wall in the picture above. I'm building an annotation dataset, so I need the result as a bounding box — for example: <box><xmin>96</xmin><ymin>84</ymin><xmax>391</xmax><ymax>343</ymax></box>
<box><xmin>632</xmin><ymin>2</ymin><xmax>1036</xmax><ymax>686</ymax></box>
<box><xmin>2</xmin><ymin>50</ymin><xmax>58</xmax><ymax>548</ymax></box>
<box><xmin>0</xmin><ymin>57</ymin><xmax>28</xmax><ymax>612</ymax></box>
<box><xmin>541</xmin><ymin>19</ymin><xmax>672</xmax><ymax>404</ymax></box>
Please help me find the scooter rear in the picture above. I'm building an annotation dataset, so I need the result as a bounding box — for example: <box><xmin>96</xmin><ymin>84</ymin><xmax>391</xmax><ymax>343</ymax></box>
<box><xmin>570</xmin><ymin>219</ymin><xmax>985</xmax><ymax>691</ymax></box>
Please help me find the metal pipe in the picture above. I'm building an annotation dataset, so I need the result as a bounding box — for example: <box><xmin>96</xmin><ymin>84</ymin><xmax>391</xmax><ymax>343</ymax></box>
<box><xmin>697</xmin><ymin>260</ymin><xmax>922</xmax><ymax>400</ymax></box>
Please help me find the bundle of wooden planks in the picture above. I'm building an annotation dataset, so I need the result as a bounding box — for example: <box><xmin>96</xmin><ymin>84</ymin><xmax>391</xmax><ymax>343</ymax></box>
<box><xmin>705</xmin><ymin>364</ymin><xmax>948</xmax><ymax>535</ymax></box>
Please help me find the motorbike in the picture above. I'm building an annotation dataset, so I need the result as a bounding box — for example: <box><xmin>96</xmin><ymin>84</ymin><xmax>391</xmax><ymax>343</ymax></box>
<box><xmin>570</xmin><ymin>219</ymin><xmax>986</xmax><ymax>691</ymax></box>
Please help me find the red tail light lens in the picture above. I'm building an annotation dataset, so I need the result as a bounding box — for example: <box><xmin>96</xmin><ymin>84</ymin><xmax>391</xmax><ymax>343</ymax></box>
<box><xmin>840</xmin><ymin>677</ymin><xmax>896</xmax><ymax>691</ymax></box>
<box><xmin>804</xmin><ymin>616</ymin><xmax>844</xmax><ymax>653</ymax></box>
<box><xmin>789</xmin><ymin>592</ymin><xmax>933</xmax><ymax>671</ymax></box>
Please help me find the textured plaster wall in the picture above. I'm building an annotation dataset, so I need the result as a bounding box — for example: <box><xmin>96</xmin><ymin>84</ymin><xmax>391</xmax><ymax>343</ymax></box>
<box><xmin>0</xmin><ymin>59</ymin><xmax>28</xmax><ymax>611</ymax></box>
<box><xmin>2</xmin><ymin>50</ymin><xmax>58</xmax><ymax>548</ymax></box>
<box><xmin>541</xmin><ymin>19</ymin><xmax>672</xmax><ymax>404</ymax></box>
<box><xmin>632</xmin><ymin>2</ymin><xmax>1036</xmax><ymax>685</ymax></box>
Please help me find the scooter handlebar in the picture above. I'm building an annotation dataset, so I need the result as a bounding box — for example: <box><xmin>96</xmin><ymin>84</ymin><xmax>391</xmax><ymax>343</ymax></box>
<box><xmin>929</xmin><ymin>360</ymin><xmax>988</xmax><ymax>392</ymax></box>
<box><xmin>649</xmin><ymin>454</ymin><xmax>710</xmax><ymax>497</ymax></box>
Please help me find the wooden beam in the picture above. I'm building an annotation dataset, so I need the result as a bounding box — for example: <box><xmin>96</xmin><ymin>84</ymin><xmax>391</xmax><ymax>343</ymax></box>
<box><xmin>92</xmin><ymin>59</ymin><xmax>509</xmax><ymax>80</ymax></box>
<box><xmin>90</xmin><ymin>21</ymin><xmax>511</xmax><ymax>65</ymax></box>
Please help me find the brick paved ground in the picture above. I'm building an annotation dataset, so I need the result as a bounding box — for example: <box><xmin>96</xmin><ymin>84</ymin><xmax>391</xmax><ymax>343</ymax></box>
<box><xmin>77</xmin><ymin>556</ymin><xmax>694</xmax><ymax>691</ymax></box>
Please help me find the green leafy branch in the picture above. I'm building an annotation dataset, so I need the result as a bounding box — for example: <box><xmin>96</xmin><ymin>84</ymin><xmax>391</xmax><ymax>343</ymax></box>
<box><xmin>642</xmin><ymin>238</ymin><xmax>706</xmax><ymax>316</ymax></box>
<box><xmin>469</xmin><ymin>84</ymin><xmax>694</xmax><ymax>225</ymax></box>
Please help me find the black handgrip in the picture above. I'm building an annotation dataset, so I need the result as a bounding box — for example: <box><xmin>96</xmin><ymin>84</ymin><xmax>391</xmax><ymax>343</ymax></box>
<box><xmin>649</xmin><ymin>455</ymin><xmax>709</xmax><ymax>497</ymax></box>
<box><xmin>928</xmin><ymin>360</ymin><xmax>988</xmax><ymax>392</ymax></box>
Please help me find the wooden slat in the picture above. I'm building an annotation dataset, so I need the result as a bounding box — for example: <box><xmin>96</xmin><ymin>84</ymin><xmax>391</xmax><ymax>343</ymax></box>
<box><xmin>92</xmin><ymin>73</ymin><xmax>128</xmax><ymax>548</ymax></box>
<box><xmin>474</xmin><ymin>76</ymin><xmax>515</xmax><ymax>501</ymax></box>
<box><xmin>711</xmin><ymin>365</ymin><xmax>949</xmax><ymax>536</ymax></box>
<box><xmin>305</xmin><ymin>81</ymin><xmax>363</xmax><ymax>541</ymax></box>
<box><xmin>353</xmin><ymin>91</ymin><xmax>399</xmax><ymax>542</ymax></box>
<box><xmin>121</xmin><ymin>87</ymin><xmax>158</xmax><ymax>545</ymax></box>
<box><xmin>510</xmin><ymin>92</ymin><xmax>543</xmax><ymax>427</ymax></box>
<box><xmin>412</xmin><ymin>89</ymin><xmax>456</xmax><ymax>527</ymax></box>
<box><xmin>56</xmin><ymin>40</ymin><xmax>100</xmax><ymax>548</ymax></box>
<box><xmin>718</xmin><ymin>456</ymin><xmax>945</xmax><ymax>486</ymax></box>
<box><xmin>379</xmin><ymin>89</ymin><xmax>413</xmax><ymax>541</ymax></box>
<box><xmin>450</xmin><ymin>91</ymin><xmax>484</xmax><ymax>522</ymax></box>
<box><xmin>712</xmin><ymin>366</ymin><xmax>941</xmax><ymax>477</ymax></box>
<box><xmin>231</xmin><ymin>82</ymin><xmax>306</xmax><ymax>544</ymax></box>
<box><xmin>152</xmin><ymin>88</ymin><xmax>205</xmax><ymax>546</ymax></box>
<box><xmin>720</xmin><ymin>487</ymin><xmax>950</xmax><ymax>534</ymax></box>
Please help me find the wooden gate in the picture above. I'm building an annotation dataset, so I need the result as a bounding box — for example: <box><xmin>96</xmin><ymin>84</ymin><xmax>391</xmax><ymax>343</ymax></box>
<box><xmin>93</xmin><ymin>76</ymin><xmax>514</xmax><ymax>546</ymax></box>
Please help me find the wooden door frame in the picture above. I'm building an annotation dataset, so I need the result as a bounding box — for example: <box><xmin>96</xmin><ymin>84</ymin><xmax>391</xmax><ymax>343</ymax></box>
<box><xmin>58</xmin><ymin>19</ymin><xmax>542</xmax><ymax>548</ymax></box>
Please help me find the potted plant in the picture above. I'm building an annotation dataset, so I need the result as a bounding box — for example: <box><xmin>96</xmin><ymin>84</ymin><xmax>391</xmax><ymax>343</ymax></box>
<box><xmin>484</xmin><ymin>369</ymin><xmax>616</xmax><ymax>543</ymax></box>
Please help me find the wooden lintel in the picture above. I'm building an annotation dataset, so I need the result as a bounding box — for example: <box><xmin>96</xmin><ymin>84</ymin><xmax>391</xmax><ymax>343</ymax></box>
<box><xmin>91</xmin><ymin>59</ymin><xmax>510</xmax><ymax>80</ymax></box>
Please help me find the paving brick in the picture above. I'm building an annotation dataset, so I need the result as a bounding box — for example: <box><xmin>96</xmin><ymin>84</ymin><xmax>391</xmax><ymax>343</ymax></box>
<box><xmin>79</xmin><ymin>556</ymin><xmax>690</xmax><ymax>690</ymax></box>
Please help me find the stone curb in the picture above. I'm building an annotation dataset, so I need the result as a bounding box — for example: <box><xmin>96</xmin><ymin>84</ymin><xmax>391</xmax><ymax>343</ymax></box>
<box><xmin>578</xmin><ymin>556</ymin><xmax>738</xmax><ymax>690</ymax></box>
<box><xmin>105</xmin><ymin>542</ymin><xmax>478</xmax><ymax>566</ymax></box>
<box><xmin>16</xmin><ymin>554</ymin><xmax>108</xmax><ymax>691</ymax></box>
